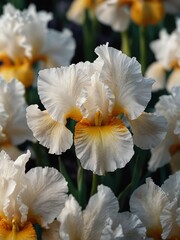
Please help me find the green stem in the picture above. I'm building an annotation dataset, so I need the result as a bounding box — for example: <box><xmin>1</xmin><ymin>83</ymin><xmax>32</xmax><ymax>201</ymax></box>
<box><xmin>77</xmin><ymin>162</ymin><xmax>87</xmax><ymax>208</ymax></box>
<box><xmin>121</xmin><ymin>30</ymin><xmax>131</xmax><ymax>56</ymax></box>
<box><xmin>118</xmin><ymin>183</ymin><xmax>132</xmax><ymax>210</ymax></box>
<box><xmin>83</xmin><ymin>10</ymin><xmax>97</xmax><ymax>61</ymax></box>
<box><xmin>139</xmin><ymin>26</ymin><xmax>147</xmax><ymax>74</ymax></box>
<box><xmin>58</xmin><ymin>156</ymin><xmax>78</xmax><ymax>200</ymax></box>
<box><xmin>90</xmin><ymin>174</ymin><xmax>99</xmax><ymax>196</ymax></box>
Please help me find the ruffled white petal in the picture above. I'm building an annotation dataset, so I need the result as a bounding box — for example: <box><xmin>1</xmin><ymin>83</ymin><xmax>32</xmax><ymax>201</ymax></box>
<box><xmin>0</xmin><ymin>9</ymin><xmax>27</xmax><ymax>61</ymax></box>
<box><xmin>150</xmin><ymin>28</ymin><xmax>180</xmax><ymax>70</ymax></box>
<box><xmin>83</xmin><ymin>185</ymin><xmax>119</xmax><ymax>239</ymax></box>
<box><xmin>155</xmin><ymin>93</ymin><xmax>177</xmax><ymax>119</ymax></box>
<box><xmin>77</xmin><ymin>73</ymin><xmax>115</xmax><ymax>123</ymax></box>
<box><xmin>117</xmin><ymin>212</ymin><xmax>146</xmax><ymax>240</ymax></box>
<box><xmin>148</xmin><ymin>132</ymin><xmax>177</xmax><ymax>172</ymax></box>
<box><xmin>95</xmin><ymin>44</ymin><xmax>154</xmax><ymax>120</ymax></box>
<box><xmin>6</xmin><ymin>106</ymin><xmax>34</xmax><ymax>145</ymax></box>
<box><xmin>58</xmin><ymin>195</ymin><xmax>83</xmax><ymax>240</ymax></box>
<box><xmin>38</xmin><ymin>66</ymin><xmax>89</xmax><ymax>122</ymax></box>
<box><xmin>145</xmin><ymin>62</ymin><xmax>166</xmax><ymax>91</ymax></box>
<box><xmin>162</xmin><ymin>171</ymin><xmax>180</xmax><ymax>200</ymax></box>
<box><xmin>19</xmin><ymin>6</ymin><xmax>50</xmax><ymax>59</ymax></box>
<box><xmin>0</xmin><ymin>150</ymin><xmax>15</xmax><ymax>177</ymax></box>
<box><xmin>22</xmin><ymin>167</ymin><xmax>68</xmax><ymax>227</ymax></box>
<box><xmin>130</xmin><ymin>112</ymin><xmax>167</xmax><ymax>149</ymax></box>
<box><xmin>26</xmin><ymin>105</ymin><xmax>73</xmax><ymax>154</ymax></box>
<box><xmin>130</xmin><ymin>178</ymin><xmax>169</xmax><ymax>237</ymax></box>
<box><xmin>0</xmin><ymin>78</ymin><xmax>25</xmax><ymax>113</ymax></box>
<box><xmin>96</xmin><ymin>1</ymin><xmax>130</xmax><ymax>32</ymax></box>
<box><xmin>75</xmin><ymin>119</ymin><xmax>134</xmax><ymax>175</ymax></box>
<box><xmin>100</xmin><ymin>218</ymin><xmax>124</xmax><ymax>239</ymax></box>
<box><xmin>160</xmin><ymin>198</ymin><xmax>180</xmax><ymax>239</ymax></box>
<box><xmin>42</xmin><ymin>29</ymin><xmax>76</xmax><ymax>67</ymax></box>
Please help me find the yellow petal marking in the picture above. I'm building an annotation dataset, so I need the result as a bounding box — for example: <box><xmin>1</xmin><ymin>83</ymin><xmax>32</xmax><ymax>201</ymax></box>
<box><xmin>0</xmin><ymin>217</ymin><xmax>37</xmax><ymax>240</ymax></box>
<box><xmin>65</xmin><ymin>107</ymin><xmax>83</xmax><ymax>122</ymax></box>
<box><xmin>130</xmin><ymin>0</ymin><xmax>165</xmax><ymax>26</ymax></box>
<box><xmin>75</xmin><ymin>117</ymin><xmax>128</xmax><ymax>144</ymax></box>
<box><xmin>0</xmin><ymin>61</ymin><xmax>34</xmax><ymax>88</ymax></box>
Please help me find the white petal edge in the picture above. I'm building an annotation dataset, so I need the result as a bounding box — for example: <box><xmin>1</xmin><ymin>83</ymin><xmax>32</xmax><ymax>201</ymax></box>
<box><xmin>129</xmin><ymin>112</ymin><xmax>167</xmax><ymax>150</ymax></box>
<box><xmin>26</xmin><ymin>105</ymin><xmax>73</xmax><ymax>154</ymax></box>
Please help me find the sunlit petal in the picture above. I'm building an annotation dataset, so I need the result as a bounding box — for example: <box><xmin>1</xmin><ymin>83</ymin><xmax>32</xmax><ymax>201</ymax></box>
<box><xmin>145</xmin><ymin>62</ymin><xmax>166</xmax><ymax>91</ymax></box>
<box><xmin>22</xmin><ymin>167</ymin><xmax>68</xmax><ymax>227</ymax></box>
<box><xmin>95</xmin><ymin>44</ymin><xmax>154</xmax><ymax>119</ymax></box>
<box><xmin>38</xmin><ymin>65</ymin><xmax>89</xmax><ymax>122</ymax></box>
<box><xmin>96</xmin><ymin>1</ymin><xmax>130</xmax><ymax>32</ymax></box>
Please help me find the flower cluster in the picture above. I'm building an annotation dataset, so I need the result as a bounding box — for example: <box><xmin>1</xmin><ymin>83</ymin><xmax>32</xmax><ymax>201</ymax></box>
<box><xmin>130</xmin><ymin>171</ymin><xmax>180</xmax><ymax>239</ymax></box>
<box><xmin>0</xmin><ymin>1</ymin><xmax>179</xmax><ymax>240</ymax></box>
<box><xmin>0</xmin><ymin>150</ymin><xmax>68</xmax><ymax>239</ymax></box>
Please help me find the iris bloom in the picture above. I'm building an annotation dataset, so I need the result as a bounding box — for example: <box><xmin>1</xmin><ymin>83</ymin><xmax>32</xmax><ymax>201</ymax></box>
<box><xmin>57</xmin><ymin>184</ymin><xmax>146</xmax><ymax>240</ymax></box>
<box><xmin>0</xmin><ymin>3</ymin><xmax>75</xmax><ymax>87</ymax></box>
<box><xmin>0</xmin><ymin>150</ymin><xmax>68</xmax><ymax>239</ymax></box>
<box><xmin>130</xmin><ymin>171</ymin><xmax>180</xmax><ymax>239</ymax></box>
<box><xmin>26</xmin><ymin>44</ymin><xmax>166</xmax><ymax>175</ymax></box>
<box><xmin>0</xmin><ymin>77</ymin><xmax>34</xmax><ymax>159</ymax></box>
<box><xmin>96</xmin><ymin>0</ymin><xmax>165</xmax><ymax>32</ymax></box>
<box><xmin>148</xmin><ymin>87</ymin><xmax>180</xmax><ymax>172</ymax></box>
<box><xmin>67</xmin><ymin>0</ymin><xmax>103</xmax><ymax>24</ymax></box>
<box><xmin>96</xmin><ymin>0</ymin><xmax>180</xmax><ymax>32</ymax></box>
<box><xmin>145</xmin><ymin>18</ymin><xmax>180</xmax><ymax>92</ymax></box>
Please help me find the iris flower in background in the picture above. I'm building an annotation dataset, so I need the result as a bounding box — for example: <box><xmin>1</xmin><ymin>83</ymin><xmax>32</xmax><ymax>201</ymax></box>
<box><xmin>130</xmin><ymin>171</ymin><xmax>180</xmax><ymax>239</ymax></box>
<box><xmin>145</xmin><ymin>18</ymin><xmax>180</xmax><ymax>92</ymax></box>
<box><xmin>0</xmin><ymin>150</ymin><xmax>68</xmax><ymax>239</ymax></box>
<box><xmin>148</xmin><ymin>86</ymin><xmax>180</xmax><ymax>172</ymax></box>
<box><xmin>0</xmin><ymin>77</ymin><xmax>34</xmax><ymax>159</ymax></box>
<box><xmin>0</xmin><ymin>3</ymin><xmax>76</xmax><ymax>87</ymax></box>
<box><xmin>57</xmin><ymin>184</ymin><xmax>146</xmax><ymax>240</ymax></box>
<box><xmin>96</xmin><ymin>0</ymin><xmax>180</xmax><ymax>32</ymax></box>
<box><xmin>67</xmin><ymin>0</ymin><xmax>104</xmax><ymax>24</ymax></box>
<box><xmin>27</xmin><ymin>43</ymin><xmax>167</xmax><ymax>175</ymax></box>
<box><xmin>96</xmin><ymin>0</ymin><xmax>165</xmax><ymax>32</ymax></box>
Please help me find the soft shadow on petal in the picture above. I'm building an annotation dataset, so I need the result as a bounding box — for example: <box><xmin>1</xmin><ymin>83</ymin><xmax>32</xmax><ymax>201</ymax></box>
<box><xmin>130</xmin><ymin>178</ymin><xmax>169</xmax><ymax>239</ymax></box>
<box><xmin>26</xmin><ymin>105</ymin><xmax>73</xmax><ymax>154</ymax></box>
<box><xmin>130</xmin><ymin>112</ymin><xmax>167</xmax><ymax>150</ymax></box>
